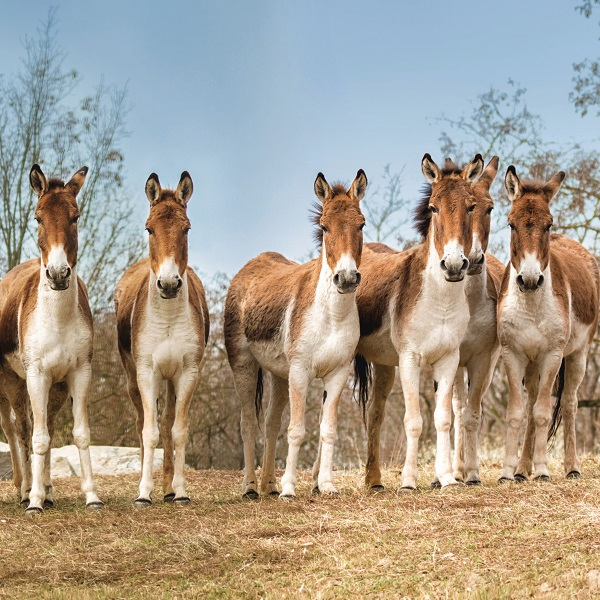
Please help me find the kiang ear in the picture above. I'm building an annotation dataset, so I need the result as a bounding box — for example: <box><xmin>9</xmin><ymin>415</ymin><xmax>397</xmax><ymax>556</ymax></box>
<box><xmin>314</xmin><ymin>172</ymin><xmax>332</xmax><ymax>202</ymax></box>
<box><xmin>478</xmin><ymin>156</ymin><xmax>499</xmax><ymax>190</ymax></box>
<box><xmin>349</xmin><ymin>169</ymin><xmax>368</xmax><ymax>202</ymax></box>
<box><xmin>461</xmin><ymin>154</ymin><xmax>484</xmax><ymax>183</ymax></box>
<box><xmin>504</xmin><ymin>165</ymin><xmax>521</xmax><ymax>201</ymax></box>
<box><xmin>176</xmin><ymin>171</ymin><xmax>193</xmax><ymax>206</ymax></box>
<box><xmin>66</xmin><ymin>166</ymin><xmax>89</xmax><ymax>196</ymax></box>
<box><xmin>541</xmin><ymin>171</ymin><xmax>566</xmax><ymax>203</ymax></box>
<box><xmin>421</xmin><ymin>154</ymin><xmax>442</xmax><ymax>184</ymax></box>
<box><xmin>145</xmin><ymin>173</ymin><xmax>162</xmax><ymax>206</ymax></box>
<box><xmin>30</xmin><ymin>164</ymin><xmax>48</xmax><ymax>197</ymax></box>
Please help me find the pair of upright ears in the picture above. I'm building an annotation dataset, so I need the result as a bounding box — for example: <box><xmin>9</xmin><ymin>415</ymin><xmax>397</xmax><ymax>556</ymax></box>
<box><xmin>30</xmin><ymin>164</ymin><xmax>88</xmax><ymax>197</ymax></box>
<box><xmin>145</xmin><ymin>171</ymin><xmax>193</xmax><ymax>207</ymax></box>
<box><xmin>313</xmin><ymin>170</ymin><xmax>368</xmax><ymax>203</ymax></box>
<box><xmin>505</xmin><ymin>165</ymin><xmax>565</xmax><ymax>202</ymax></box>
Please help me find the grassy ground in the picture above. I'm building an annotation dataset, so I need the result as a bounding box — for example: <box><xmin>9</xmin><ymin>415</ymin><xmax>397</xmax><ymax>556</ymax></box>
<box><xmin>1</xmin><ymin>458</ymin><xmax>600</xmax><ymax>599</ymax></box>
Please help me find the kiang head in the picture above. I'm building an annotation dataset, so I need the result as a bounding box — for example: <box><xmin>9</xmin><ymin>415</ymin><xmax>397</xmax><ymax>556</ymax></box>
<box><xmin>417</xmin><ymin>153</ymin><xmax>484</xmax><ymax>282</ymax></box>
<box><xmin>505</xmin><ymin>166</ymin><xmax>565</xmax><ymax>292</ymax></box>
<box><xmin>30</xmin><ymin>164</ymin><xmax>87</xmax><ymax>291</ymax></box>
<box><xmin>467</xmin><ymin>156</ymin><xmax>499</xmax><ymax>275</ymax></box>
<box><xmin>145</xmin><ymin>171</ymin><xmax>193</xmax><ymax>299</ymax></box>
<box><xmin>312</xmin><ymin>170</ymin><xmax>367</xmax><ymax>294</ymax></box>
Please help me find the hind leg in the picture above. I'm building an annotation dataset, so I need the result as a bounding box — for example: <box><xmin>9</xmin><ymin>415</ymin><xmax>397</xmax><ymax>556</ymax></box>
<box><xmin>365</xmin><ymin>363</ymin><xmax>395</xmax><ymax>490</ymax></box>
<box><xmin>515</xmin><ymin>362</ymin><xmax>537</xmax><ymax>480</ymax></box>
<box><xmin>0</xmin><ymin>395</ymin><xmax>23</xmax><ymax>492</ymax></box>
<box><xmin>161</xmin><ymin>381</ymin><xmax>176</xmax><ymax>500</ymax></box>
<box><xmin>231</xmin><ymin>354</ymin><xmax>261</xmax><ymax>499</ymax></box>
<box><xmin>261</xmin><ymin>374</ymin><xmax>288</xmax><ymax>496</ymax></box>
<box><xmin>451</xmin><ymin>367</ymin><xmax>466</xmax><ymax>483</ymax></box>
<box><xmin>43</xmin><ymin>384</ymin><xmax>69</xmax><ymax>508</ymax></box>
<box><xmin>561</xmin><ymin>351</ymin><xmax>587</xmax><ymax>478</ymax></box>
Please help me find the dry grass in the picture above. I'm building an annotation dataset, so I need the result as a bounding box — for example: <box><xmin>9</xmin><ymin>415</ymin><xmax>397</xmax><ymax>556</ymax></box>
<box><xmin>1</xmin><ymin>458</ymin><xmax>600</xmax><ymax>599</ymax></box>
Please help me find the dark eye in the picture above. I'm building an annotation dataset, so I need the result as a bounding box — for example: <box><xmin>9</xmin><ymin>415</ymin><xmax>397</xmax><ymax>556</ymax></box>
<box><xmin>321</xmin><ymin>225</ymin><xmax>329</xmax><ymax>233</ymax></box>
<box><xmin>146</xmin><ymin>228</ymin><xmax>154</xmax><ymax>235</ymax></box>
<box><xmin>184</xmin><ymin>227</ymin><xmax>190</xmax><ymax>235</ymax></box>
<box><xmin>34</xmin><ymin>217</ymin><xmax>41</xmax><ymax>224</ymax></box>
<box><xmin>509</xmin><ymin>223</ymin><xmax>515</xmax><ymax>231</ymax></box>
<box><xmin>546</xmin><ymin>223</ymin><xmax>553</xmax><ymax>231</ymax></box>
<box><xmin>359</xmin><ymin>223</ymin><xmax>365</xmax><ymax>230</ymax></box>
<box><xmin>467</xmin><ymin>204</ymin><xmax>476</xmax><ymax>213</ymax></box>
<box><xmin>486</xmin><ymin>207</ymin><xmax>493</xmax><ymax>215</ymax></box>
<box><xmin>72</xmin><ymin>216</ymin><xmax>79</xmax><ymax>224</ymax></box>
<box><xmin>429</xmin><ymin>205</ymin><xmax>439</xmax><ymax>214</ymax></box>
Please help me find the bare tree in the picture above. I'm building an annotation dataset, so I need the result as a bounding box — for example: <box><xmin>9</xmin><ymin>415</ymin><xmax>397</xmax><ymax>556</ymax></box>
<box><xmin>0</xmin><ymin>8</ymin><xmax>142</xmax><ymax>313</ymax></box>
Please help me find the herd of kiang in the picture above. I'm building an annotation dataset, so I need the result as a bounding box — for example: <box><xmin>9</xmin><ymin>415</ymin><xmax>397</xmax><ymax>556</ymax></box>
<box><xmin>0</xmin><ymin>152</ymin><xmax>597</xmax><ymax>515</ymax></box>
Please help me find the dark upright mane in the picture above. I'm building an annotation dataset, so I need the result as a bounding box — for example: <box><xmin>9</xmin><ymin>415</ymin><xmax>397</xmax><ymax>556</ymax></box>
<box><xmin>309</xmin><ymin>182</ymin><xmax>348</xmax><ymax>249</ymax></box>
<box><xmin>47</xmin><ymin>178</ymin><xmax>66</xmax><ymax>190</ymax></box>
<box><xmin>412</xmin><ymin>162</ymin><xmax>463</xmax><ymax>240</ymax></box>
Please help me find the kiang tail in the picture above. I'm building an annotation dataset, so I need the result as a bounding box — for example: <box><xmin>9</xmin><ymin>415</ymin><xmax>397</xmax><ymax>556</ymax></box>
<box><xmin>353</xmin><ymin>354</ymin><xmax>372</xmax><ymax>425</ymax></box>
<box><xmin>255</xmin><ymin>367</ymin><xmax>264</xmax><ymax>420</ymax></box>
<box><xmin>547</xmin><ymin>358</ymin><xmax>566</xmax><ymax>443</ymax></box>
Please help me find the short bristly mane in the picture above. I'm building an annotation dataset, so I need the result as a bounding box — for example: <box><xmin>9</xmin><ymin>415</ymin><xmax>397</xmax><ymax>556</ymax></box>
<box><xmin>309</xmin><ymin>182</ymin><xmax>348</xmax><ymax>249</ymax></box>
<box><xmin>412</xmin><ymin>162</ymin><xmax>463</xmax><ymax>240</ymax></box>
<box><xmin>47</xmin><ymin>178</ymin><xmax>66</xmax><ymax>191</ymax></box>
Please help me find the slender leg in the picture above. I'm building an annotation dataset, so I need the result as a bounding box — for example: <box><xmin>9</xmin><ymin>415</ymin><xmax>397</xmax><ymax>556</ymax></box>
<box><xmin>170</xmin><ymin>364</ymin><xmax>200</xmax><ymax>504</ymax></box>
<box><xmin>451</xmin><ymin>367</ymin><xmax>466</xmax><ymax>482</ymax></box>
<box><xmin>530</xmin><ymin>353</ymin><xmax>563</xmax><ymax>480</ymax></box>
<box><xmin>314</xmin><ymin>366</ymin><xmax>350</xmax><ymax>495</ymax></box>
<box><xmin>68</xmin><ymin>365</ymin><xmax>103</xmax><ymax>508</ymax></box>
<box><xmin>499</xmin><ymin>349</ymin><xmax>527</xmax><ymax>481</ymax></box>
<box><xmin>135</xmin><ymin>366</ymin><xmax>162</xmax><ymax>506</ymax></box>
<box><xmin>261</xmin><ymin>374</ymin><xmax>288</xmax><ymax>495</ymax></box>
<box><xmin>559</xmin><ymin>351</ymin><xmax>587</xmax><ymax>478</ymax></box>
<box><xmin>161</xmin><ymin>380</ymin><xmax>176</xmax><ymax>500</ymax></box>
<box><xmin>123</xmin><ymin>356</ymin><xmax>144</xmax><ymax>466</ymax></box>
<box><xmin>515</xmin><ymin>361</ymin><xmax>537</xmax><ymax>480</ymax></box>
<box><xmin>463</xmin><ymin>347</ymin><xmax>500</xmax><ymax>485</ymax></box>
<box><xmin>365</xmin><ymin>363</ymin><xmax>395</xmax><ymax>490</ymax></box>
<box><xmin>25</xmin><ymin>370</ymin><xmax>52</xmax><ymax>513</ymax></box>
<box><xmin>432</xmin><ymin>351</ymin><xmax>461</xmax><ymax>487</ymax></box>
<box><xmin>311</xmin><ymin>402</ymin><xmax>324</xmax><ymax>493</ymax></box>
<box><xmin>0</xmin><ymin>395</ymin><xmax>23</xmax><ymax>492</ymax></box>
<box><xmin>280</xmin><ymin>362</ymin><xmax>311</xmax><ymax>499</ymax></box>
<box><xmin>43</xmin><ymin>383</ymin><xmax>69</xmax><ymax>508</ymax></box>
<box><xmin>398</xmin><ymin>352</ymin><xmax>423</xmax><ymax>490</ymax></box>
<box><xmin>231</xmin><ymin>354</ymin><xmax>261</xmax><ymax>498</ymax></box>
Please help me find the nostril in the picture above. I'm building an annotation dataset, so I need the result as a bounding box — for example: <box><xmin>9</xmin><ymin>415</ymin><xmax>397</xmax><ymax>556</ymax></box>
<box><xmin>538</xmin><ymin>274</ymin><xmax>544</xmax><ymax>287</ymax></box>
<box><xmin>477</xmin><ymin>254</ymin><xmax>485</xmax><ymax>264</ymax></box>
<box><xmin>45</xmin><ymin>269</ymin><xmax>51</xmax><ymax>279</ymax></box>
<box><xmin>355</xmin><ymin>272</ymin><xmax>361</xmax><ymax>285</ymax></box>
<box><xmin>462</xmin><ymin>259</ymin><xmax>469</xmax><ymax>271</ymax></box>
<box><xmin>516</xmin><ymin>275</ymin><xmax>524</xmax><ymax>288</ymax></box>
<box><xmin>157</xmin><ymin>280</ymin><xmax>164</xmax><ymax>290</ymax></box>
<box><xmin>65</xmin><ymin>266</ymin><xmax>71</xmax><ymax>278</ymax></box>
<box><xmin>440</xmin><ymin>260</ymin><xmax>447</xmax><ymax>271</ymax></box>
<box><xmin>176</xmin><ymin>278</ymin><xmax>183</xmax><ymax>289</ymax></box>
<box><xmin>333</xmin><ymin>274</ymin><xmax>340</xmax><ymax>286</ymax></box>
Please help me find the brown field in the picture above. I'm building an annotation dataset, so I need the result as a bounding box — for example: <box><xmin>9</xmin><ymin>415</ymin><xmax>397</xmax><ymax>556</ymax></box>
<box><xmin>1</xmin><ymin>458</ymin><xmax>600</xmax><ymax>599</ymax></box>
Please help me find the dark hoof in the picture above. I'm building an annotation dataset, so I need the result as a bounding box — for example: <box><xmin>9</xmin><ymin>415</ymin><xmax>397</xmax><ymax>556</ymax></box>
<box><xmin>311</xmin><ymin>486</ymin><xmax>320</xmax><ymax>496</ymax></box>
<box><xmin>268</xmin><ymin>490</ymin><xmax>280</xmax><ymax>497</ymax></box>
<box><xmin>86</xmin><ymin>501</ymin><xmax>104</xmax><ymax>511</ymax></box>
<box><xmin>533</xmin><ymin>474</ymin><xmax>550</xmax><ymax>482</ymax></box>
<box><xmin>369</xmin><ymin>484</ymin><xmax>385</xmax><ymax>493</ymax></box>
<box><xmin>280</xmin><ymin>494</ymin><xmax>296</xmax><ymax>501</ymax></box>
<box><xmin>173</xmin><ymin>496</ymin><xmax>190</xmax><ymax>506</ymax></box>
<box><xmin>43</xmin><ymin>499</ymin><xmax>55</xmax><ymax>509</ymax></box>
<box><xmin>134</xmin><ymin>497</ymin><xmax>152</xmax><ymax>509</ymax></box>
<box><xmin>163</xmin><ymin>493</ymin><xmax>176</xmax><ymax>503</ymax></box>
<box><xmin>566</xmin><ymin>470</ymin><xmax>581</xmax><ymax>480</ymax></box>
<box><xmin>430</xmin><ymin>480</ymin><xmax>441</xmax><ymax>490</ymax></box>
<box><xmin>397</xmin><ymin>486</ymin><xmax>416</xmax><ymax>494</ymax></box>
<box><xmin>20</xmin><ymin>498</ymin><xmax>29</xmax><ymax>508</ymax></box>
<box><xmin>242</xmin><ymin>490</ymin><xmax>259</xmax><ymax>501</ymax></box>
<box><xmin>25</xmin><ymin>506</ymin><xmax>43</xmax><ymax>516</ymax></box>
<box><xmin>498</xmin><ymin>476</ymin><xmax>514</xmax><ymax>484</ymax></box>
<box><xmin>514</xmin><ymin>473</ymin><xmax>527</xmax><ymax>483</ymax></box>
<box><xmin>465</xmin><ymin>479</ymin><xmax>481</xmax><ymax>487</ymax></box>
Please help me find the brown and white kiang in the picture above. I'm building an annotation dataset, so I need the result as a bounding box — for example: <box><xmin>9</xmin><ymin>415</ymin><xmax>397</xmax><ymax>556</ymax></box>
<box><xmin>224</xmin><ymin>170</ymin><xmax>367</xmax><ymax>499</ymax></box>
<box><xmin>114</xmin><ymin>171</ymin><xmax>209</xmax><ymax>507</ymax></box>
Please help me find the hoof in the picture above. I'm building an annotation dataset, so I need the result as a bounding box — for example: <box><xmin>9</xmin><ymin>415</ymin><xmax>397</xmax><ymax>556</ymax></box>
<box><xmin>20</xmin><ymin>498</ymin><xmax>29</xmax><ymax>508</ymax></box>
<box><xmin>465</xmin><ymin>479</ymin><xmax>481</xmax><ymax>487</ymax></box>
<box><xmin>173</xmin><ymin>496</ymin><xmax>190</xmax><ymax>506</ymax></box>
<box><xmin>397</xmin><ymin>486</ymin><xmax>416</xmax><ymax>494</ymax></box>
<box><xmin>514</xmin><ymin>473</ymin><xmax>527</xmax><ymax>483</ymax></box>
<box><xmin>163</xmin><ymin>493</ymin><xmax>175</xmax><ymax>503</ymax></box>
<box><xmin>533</xmin><ymin>474</ymin><xmax>550</xmax><ymax>482</ymax></box>
<box><xmin>369</xmin><ymin>484</ymin><xmax>385</xmax><ymax>493</ymax></box>
<box><xmin>311</xmin><ymin>486</ymin><xmax>320</xmax><ymax>496</ymax></box>
<box><xmin>498</xmin><ymin>476</ymin><xmax>514</xmax><ymax>484</ymax></box>
<box><xmin>566</xmin><ymin>470</ymin><xmax>581</xmax><ymax>480</ymax></box>
<box><xmin>242</xmin><ymin>490</ymin><xmax>259</xmax><ymax>501</ymax></box>
<box><xmin>268</xmin><ymin>490</ymin><xmax>280</xmax><ymax>497</ymax></box>
<box><xmin>280</xmin><ymin>494</ymin><xmax>296</xmax><ymax>501</ymax></box>
<box><xmin>25</xmin><ymin>506</ymin><xmax>43</xmax><ymax>516</ymax></box>
<box><xmin>43</xmin><ymin>499</ymin><xmax>55</xmax><ymax>509</ymax></box>
<box><xmin>134</xmin><ymin>497</ymin><xmax>152</xmax><ymax>509</ymax></box>
<box><xmin>430</xmin><ymin>480</ymin><xmax>441</xmax><ymax>490</ymax></box>
<box><xmin>86</xmin><ymin>501</ymin><xmax>104</xmax><ymax>511</ymax></box>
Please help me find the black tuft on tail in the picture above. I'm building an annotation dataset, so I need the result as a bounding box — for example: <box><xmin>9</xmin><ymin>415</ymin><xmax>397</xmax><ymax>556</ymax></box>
<box><xmin>353</xmin><ymin>354</ymin><xmax>372</xmax><ymax>425</ymax></box>
<box><xmin>548</xmin><ymin>358</ymin><xmax>565</xmax><ymax>442</ymax></box>
<box><xmin>255</xmin><ymin>367</ymin><xmax>264</xmax><ymax>420</ymax></box>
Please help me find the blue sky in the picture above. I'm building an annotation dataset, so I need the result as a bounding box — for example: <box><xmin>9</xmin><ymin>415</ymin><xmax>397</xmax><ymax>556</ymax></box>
<box><xmin>1</xmin><ymin>1</ymin><xmax>598</xmax><ymax>276</ymax></box>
